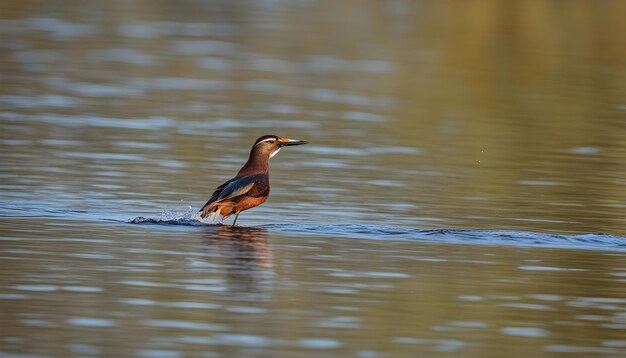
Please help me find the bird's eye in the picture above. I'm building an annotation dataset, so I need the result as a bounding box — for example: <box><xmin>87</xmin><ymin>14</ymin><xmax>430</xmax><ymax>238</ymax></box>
<box><xmin>267</xmin><ymin>140</ymin><xmax>274</xmax><ymax>144</ymax></box>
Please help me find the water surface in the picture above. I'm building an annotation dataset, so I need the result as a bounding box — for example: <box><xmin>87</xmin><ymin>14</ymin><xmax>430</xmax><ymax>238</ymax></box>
<box><xmin>1</xmin><ymin>1</ymin><xmax>626</xmax><ymax>357</ymax></box>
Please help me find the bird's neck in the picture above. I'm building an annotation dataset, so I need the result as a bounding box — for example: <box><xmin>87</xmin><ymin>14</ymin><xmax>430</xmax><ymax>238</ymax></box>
<box><xmin>237</xmin><ymin>150</ymin><xmax>269</xmax><ymax>176</ymax></box>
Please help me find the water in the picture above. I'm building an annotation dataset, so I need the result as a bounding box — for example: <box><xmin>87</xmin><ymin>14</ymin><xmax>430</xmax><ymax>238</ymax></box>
<box><xmin>1</xmin><ymin>1</ymin><xmax>626</xmax><ymax>356</ymax></box>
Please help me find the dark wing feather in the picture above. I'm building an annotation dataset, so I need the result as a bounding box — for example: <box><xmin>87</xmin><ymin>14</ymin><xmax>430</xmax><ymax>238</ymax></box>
<box><xmin>215</xmin><ymin>176</ymin><xmax>257</xmax><ymax>202</ymax></box>
<box><xmin>205</xmin><ymin>178</ymin><xmax>234</xmax><ymax>205</ymax></box>
<box><xmin>200</xmin><ymin>175</ymin><xmax>257</xmax><ymax>211</ymax></box>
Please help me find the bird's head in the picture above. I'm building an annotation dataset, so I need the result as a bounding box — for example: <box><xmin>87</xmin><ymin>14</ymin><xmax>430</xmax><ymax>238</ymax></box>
<box><xmin>252</xmin><ymin>134</ymin><xmax>308</xmax><ymax>159</ymax></box>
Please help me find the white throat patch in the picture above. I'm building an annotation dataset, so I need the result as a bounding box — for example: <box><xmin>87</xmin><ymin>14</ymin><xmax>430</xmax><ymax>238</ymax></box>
<box><xmin>270</xmin><ymin>147</ymin><xmax>281</xmax><ymax>158</ymax></box>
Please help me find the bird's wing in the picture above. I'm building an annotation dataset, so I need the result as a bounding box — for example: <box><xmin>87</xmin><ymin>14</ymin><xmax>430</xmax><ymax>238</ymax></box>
<box><xmin>200</xmin><ymin>175</ymin><xmax>257</xmax><ymax>210</ymax></box>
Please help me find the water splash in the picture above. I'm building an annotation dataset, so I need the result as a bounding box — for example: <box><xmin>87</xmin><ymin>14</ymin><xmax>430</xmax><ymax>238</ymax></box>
<box><xmin>131</xmin><ymin>205</ymin><xmax>222</xmax><ymax>225</ymax></box>
<box><xmin>159</xmin><ymin>205</ymin><xmax>195</xmax><ymax>221</ymax></box>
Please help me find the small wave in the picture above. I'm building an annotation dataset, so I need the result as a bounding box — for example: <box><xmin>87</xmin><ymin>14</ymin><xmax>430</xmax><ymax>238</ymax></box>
<box><xmin>128</xmin><ymin>213</ymin><xmax>625</xmax><ymax>252</ymax></box>
<box><xmin>261</xmin><ymin>224</ymin><xmax>626</xmax><ymax>252</ymax></box>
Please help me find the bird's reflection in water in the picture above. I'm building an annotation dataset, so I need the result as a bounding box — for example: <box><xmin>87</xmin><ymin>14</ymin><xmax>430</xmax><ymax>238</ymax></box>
<box><xmin>204</xmin><ymin>225</ymin><xmax>272</xmax><ymax>269</ymax></box>
<box><xmin>202</xmin><ymin>225</ymin><xmax>274</xmax><ymax>299</ymax></box>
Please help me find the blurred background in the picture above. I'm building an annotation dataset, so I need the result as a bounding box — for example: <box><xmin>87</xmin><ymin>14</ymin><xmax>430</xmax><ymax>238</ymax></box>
<box><xmin>1</xmin><ymin>1</ymin><xmax>626</xmax><ymax>357</ymax></box>
<box><xmin>1</xmin><ymin>0</ymin><xmax>625</xmax><ymax>233</ymax></box>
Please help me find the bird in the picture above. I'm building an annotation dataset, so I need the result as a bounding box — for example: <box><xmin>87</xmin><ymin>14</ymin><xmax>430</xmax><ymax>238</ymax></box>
<box><xmin>197</xmin><ymin>135</ymin><xmax>308</xmax><ymax>225</ymax></box>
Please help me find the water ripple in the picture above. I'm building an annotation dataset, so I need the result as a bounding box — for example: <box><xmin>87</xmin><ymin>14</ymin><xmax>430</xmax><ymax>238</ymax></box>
<box><xmin>128</xmin><ymin>218</ymin><xmax>626</xmax><ymax>252</ymax></box>
<box><xmin>501</xmin><ymin>327</ymin><xmax>549</xmax><ymax>337</ymax></box>
<box><xmin>140</xmin><ymin>319</ymin><xmax>227</xmax><ymax>331</ymax></box>
<box><xmin>264</xmin><ymin>224</ymin><xmax>626</xmax><ymax>252</ymax></box>
<box><xmin>67</xmin><ymin>317</ymin><xmax>116</xmax><ymax>328</ymax></box>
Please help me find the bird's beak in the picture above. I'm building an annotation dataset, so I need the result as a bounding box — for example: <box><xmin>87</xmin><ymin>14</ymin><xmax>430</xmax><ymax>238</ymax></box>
<box><xmin>278</xmin><ymin>137</ymin><xmax>308</xmax><ymax>146</ymax></box>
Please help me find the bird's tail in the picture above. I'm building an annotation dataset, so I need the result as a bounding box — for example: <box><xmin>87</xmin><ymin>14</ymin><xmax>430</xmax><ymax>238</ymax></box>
<box><xmin>195</xmin><ymin>205</ymin><xmax>224</xmax><ymax>224</ymax></box>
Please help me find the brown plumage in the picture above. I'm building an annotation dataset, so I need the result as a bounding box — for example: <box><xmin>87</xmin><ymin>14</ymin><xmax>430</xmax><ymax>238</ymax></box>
<box><xmin>198</xmin><ymin>135</ymin><xmax>307</xmax><ymax>225</ymax></box>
